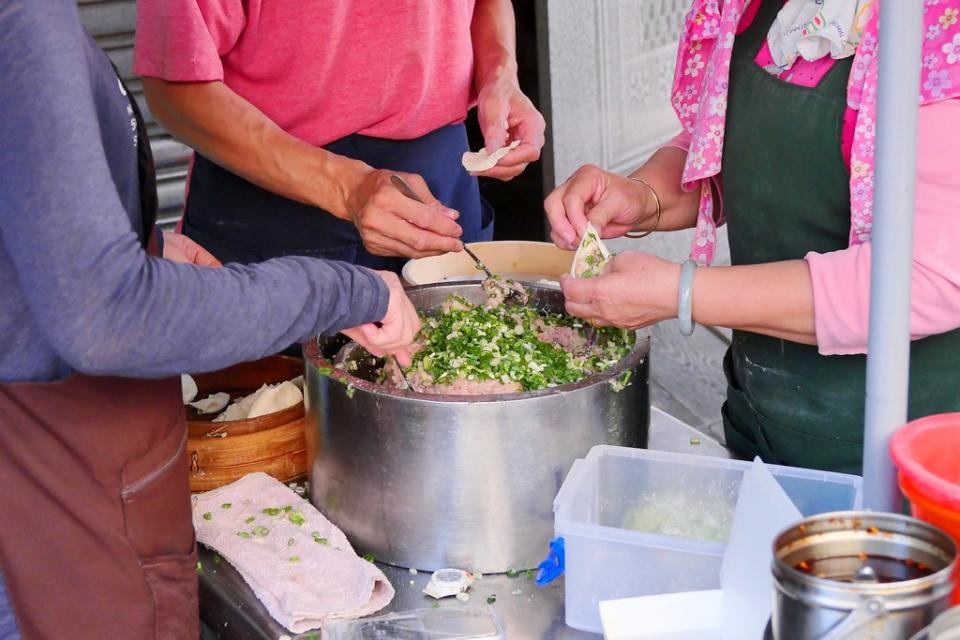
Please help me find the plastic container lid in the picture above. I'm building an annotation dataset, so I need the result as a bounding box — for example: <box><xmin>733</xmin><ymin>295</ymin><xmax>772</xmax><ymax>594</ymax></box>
<box><xmin>322</xmin><ymin>606</ymin><xmax>506</xmax><ymax>640</ymax></box>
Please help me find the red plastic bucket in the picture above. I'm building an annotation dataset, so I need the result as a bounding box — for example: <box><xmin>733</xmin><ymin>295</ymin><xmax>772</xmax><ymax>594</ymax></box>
<box><xmin>891</xmin><ymin>413</ymin><xmax>960</xmax><ymax>603</ymax></box>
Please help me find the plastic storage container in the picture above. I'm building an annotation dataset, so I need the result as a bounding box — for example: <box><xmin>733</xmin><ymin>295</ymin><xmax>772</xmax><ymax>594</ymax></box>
<box><xmin>322</xmin><ymin>607</ymin><xmax>505</xmax><ymax>640</ymax></box>
<box><xmin>554</xmin><ymin>445</ymin><xmax>863</xmax><ymax>633</ymax></box>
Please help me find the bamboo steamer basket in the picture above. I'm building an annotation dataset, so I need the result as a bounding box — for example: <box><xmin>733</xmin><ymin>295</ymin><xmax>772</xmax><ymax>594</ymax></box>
<box><xmin>186</xmin><ymin>355</ymin><xmax>306</xmax><ymax>492</ymax></box>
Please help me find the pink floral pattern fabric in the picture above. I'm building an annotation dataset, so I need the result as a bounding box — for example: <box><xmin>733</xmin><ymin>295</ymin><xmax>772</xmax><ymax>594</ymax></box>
<box><xmin>672</xmin><ymin>0</ymin><xmax>960</xmax><ymax>265</ymax></box>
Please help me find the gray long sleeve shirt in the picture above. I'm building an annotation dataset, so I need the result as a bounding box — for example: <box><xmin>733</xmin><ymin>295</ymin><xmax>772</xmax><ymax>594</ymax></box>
<box><xmin>0</xmin><ymin>0</ymin><xmax>389</xmax><ymax>383</ymax></box>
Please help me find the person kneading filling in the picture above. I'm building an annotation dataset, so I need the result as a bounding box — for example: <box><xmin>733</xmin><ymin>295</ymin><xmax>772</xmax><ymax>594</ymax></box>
<box><xmin>134</xmin><ymin>0</ymin><xmax>546</xmax><ymax>271</ymax></box>
<box><xmin>0</xmin><ymin>1</ymin><xmax>419</xmax><ymax>637</ymax></box>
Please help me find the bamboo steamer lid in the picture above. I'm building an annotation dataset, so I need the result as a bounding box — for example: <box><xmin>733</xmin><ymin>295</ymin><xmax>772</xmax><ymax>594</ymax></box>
<box><xmin>186</xmin><ymin>355</ymin><xmax>306</xmax><ymax>492</ymax></box>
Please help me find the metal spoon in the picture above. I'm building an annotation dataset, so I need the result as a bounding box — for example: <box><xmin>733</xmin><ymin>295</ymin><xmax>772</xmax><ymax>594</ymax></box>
<box><xmin>389</xmin><ymin>174</ymin><xmax>496</xmax><ymax>277</ymax></box>
<box><xmin>335</xmin><ymin>340</ymin><xmax>415</xmax><ymax>391</ymax></box>
<box><xmin>390</xmin><ymin>174</ymin><xmax>529</xmax><ymax>308</ymax></box>
<box><xmin>393</xmin><ymin>356</ymin><xmax>414</xmax><ymax>391</ymax></box>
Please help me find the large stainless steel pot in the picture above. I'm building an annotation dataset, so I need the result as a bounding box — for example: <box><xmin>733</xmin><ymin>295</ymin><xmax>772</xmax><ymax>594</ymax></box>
<box><xmin>303</xmin><ymin>282</ymin><xmax>650</xmax><ymax>573</ymax></box>
<box><xmin>772</xmin><ymin>511</ymin><xmax>957</xmax><ymax>640</ymax></box>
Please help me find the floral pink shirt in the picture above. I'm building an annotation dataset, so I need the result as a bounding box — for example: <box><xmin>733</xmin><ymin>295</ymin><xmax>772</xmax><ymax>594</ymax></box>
<box><xmin>670</xmin><ymin>0</ymin><xmax>960</xmax><ymax>354</ymax></box>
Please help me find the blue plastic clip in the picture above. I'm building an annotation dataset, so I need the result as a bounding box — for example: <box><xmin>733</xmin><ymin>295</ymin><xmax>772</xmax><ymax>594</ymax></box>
<box><xmin>535</xmin><ymin>537</ymin><xmax>565</xmax><ymax>586</ymax></box>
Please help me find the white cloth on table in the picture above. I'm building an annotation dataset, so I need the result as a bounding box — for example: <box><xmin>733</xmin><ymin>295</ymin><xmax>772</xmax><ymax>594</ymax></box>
<box><xmin>192</xmin><ymin>473</ymin><xmax>394</xmax><ymax>634</ymax></box>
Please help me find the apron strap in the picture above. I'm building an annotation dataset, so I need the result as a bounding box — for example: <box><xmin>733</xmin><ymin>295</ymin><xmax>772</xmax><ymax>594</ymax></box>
<box><xmin>109</xmin><ymin>60</ymin><xmax>159</xmax><ymax>250</ymax></box>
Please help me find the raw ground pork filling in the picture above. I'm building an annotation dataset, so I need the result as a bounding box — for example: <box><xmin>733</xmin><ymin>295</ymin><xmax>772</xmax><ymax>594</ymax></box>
<box><xmin>381</xmin><ymin>294</ymin><xmax>633</xmax><ymax>395</ymax></box>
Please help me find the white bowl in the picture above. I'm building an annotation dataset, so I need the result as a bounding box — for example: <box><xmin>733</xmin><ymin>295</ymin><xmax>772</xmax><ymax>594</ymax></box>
<box><xmin>402</xmin><ymin>241</ymin><xmax>573</xmax><ymax>287</ymax></box>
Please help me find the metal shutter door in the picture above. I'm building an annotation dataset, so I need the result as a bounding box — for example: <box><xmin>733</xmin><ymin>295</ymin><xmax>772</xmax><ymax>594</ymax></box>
<box><xmin>77</xmin><ymin>0</ymin><xmax>191</xmax><ymax>231</ymax></box>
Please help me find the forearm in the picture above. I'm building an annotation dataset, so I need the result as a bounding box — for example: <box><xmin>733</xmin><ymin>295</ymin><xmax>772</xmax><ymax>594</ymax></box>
<box><xmin>629</xmin><ymin>146</ymin><xmax>701</xmax><ymax>232</ymax></box>
<box><xmin>7</xmin><ymin>177</ymin><xmax>389</xmax><ymax>376</ymax></box>
<box><xmin>59</xmin><ymin>256</ymin><xmax>387</xmax><ymax>378</ymax></box>
<box><xmin>692</xmin><ymin>260</ymin><xmax>817</xmax><ymax>344</ymax></box>
<box><xmin>471</xmin><ymin>0</ymin><xmax>518</xmax><ymax>90</ymax></box>
<box><xmin>143</xmin><ymin>78</ymin><xmax>368</xmax><ymax>219</ymax></box>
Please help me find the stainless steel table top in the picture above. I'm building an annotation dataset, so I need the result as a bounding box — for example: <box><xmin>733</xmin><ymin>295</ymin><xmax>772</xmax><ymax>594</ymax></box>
<box><xmin>197</xmin><ymin>407</ymin><xmax>730</xmax><ymax>639</ymax></box>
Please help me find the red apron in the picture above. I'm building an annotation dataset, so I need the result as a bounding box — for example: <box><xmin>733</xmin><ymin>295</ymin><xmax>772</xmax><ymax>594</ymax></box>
<box><xmin>0</xmin><ymin>376</ymin><xmax>198</xmax><ymax>639</ymax></box>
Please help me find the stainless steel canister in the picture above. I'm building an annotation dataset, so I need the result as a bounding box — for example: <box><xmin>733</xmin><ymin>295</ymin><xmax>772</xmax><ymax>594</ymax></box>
<box><xmin>772</xmin><ymin>511</ymin><xmax>957</xmax><ymax>640</ymax></box>
<box><xmin>303</xmin><ymin>282</ymin><xmax>650</xmax><ymax>573</ymax></box>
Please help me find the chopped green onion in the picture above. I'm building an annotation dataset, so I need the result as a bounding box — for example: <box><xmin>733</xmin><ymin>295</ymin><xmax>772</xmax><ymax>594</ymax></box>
<box><xmin>282</xmin><ymin>505</ymin><xmax>293</xmax><ymax>513</ymax></box>
<box><xmin>690</xmin><ymin>437</ymin><xmax>702</xmax><ymax>445</ymax></box>
<box><xmin>252</xmin><ymin>526</ymin><xmax>269</xmax><ymax>536</ymax></box>
<box><xmin>289</xmin><ymin>556</ymin><xmax>300</xmax><ymax>563</ymax></box>
<box><xmin>362</xmin><ymin>553</ymin><xmax>375</xmax><ymax>563</ymax></box>
<box><xmin>202</xmin><ymin>512</ymin><xmax>212</xmax><ymax>521</ymax></box>
<box><xmin>213</xmin><ymin>555</ymin><xmax>221</xmax><ymax>564</ymax></box>
<box><xmin>345</xmin><ymin>385</ymin><xmax>356</xmax><ymax>399</ymax></box>
<box><xmin>221</xmin><ymin>503</ymin><xmax>232</xmax><ymax>509</ymax></box>
<box><xmin>505</xmin><ymin>569</ymin><xmax>520</xmax><ymax>579</ymax></box>
<box><xmin>245</xmin><ymin>516</ymin><xmax>256</xmax><ymax>524</ymax></box>
<box><xmin>236</xmin><ymin>532</ymin><xmax>251</xmax><ymax>539</ymax></box>
<box><xmin>396</xmin><ymin>296</ymin><xmax>633</xmax><ymax>393</ymax></box>
<box><xmin>262</xmin><ymin>507</ymin><xmax>281</xmax><ymax>516</ymax></box>
<box><xmin>287</xmin><ymin>538</ymin><xmax>296</xmax><ymax>547</ymax></box>
<box><xmin>196</xmin><ymin>562</ymin><xmax>203</xmax><ymax>572</ymax></box>
<box><xmin>486</xmin><ymin>594</ymin><xmax>497</xmax><ymax>604</ymax></box>
<box><xmin>289</xmin><ymin>512</ymin><xmax>306</xmax><ymax>526</ymax></box>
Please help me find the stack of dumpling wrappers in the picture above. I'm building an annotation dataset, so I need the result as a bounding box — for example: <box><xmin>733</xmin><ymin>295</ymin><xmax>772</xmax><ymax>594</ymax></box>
<box><xmin>181</xmin><ymin>375</ymin><xmax>303</xmax><ymax>422</ymax></box>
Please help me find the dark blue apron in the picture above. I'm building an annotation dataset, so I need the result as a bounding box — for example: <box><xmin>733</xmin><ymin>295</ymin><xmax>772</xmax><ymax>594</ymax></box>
<box><xmin>181</xmin><ymin>123</ymin><xmax>494</xmax><ymax>272</ymax></box>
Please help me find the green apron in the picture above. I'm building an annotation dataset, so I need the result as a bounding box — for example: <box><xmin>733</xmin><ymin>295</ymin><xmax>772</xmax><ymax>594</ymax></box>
<box><xmin>720</xmin><ymin>0</ymin><xmax>960</xmax><ymax>475</ymax></box>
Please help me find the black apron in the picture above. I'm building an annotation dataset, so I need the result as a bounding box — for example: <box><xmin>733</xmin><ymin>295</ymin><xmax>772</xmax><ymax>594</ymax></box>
<box><xmin>181</xmin><ymin>123</ymin><xmax>494</xmax><ymax>272</ymax></box>
<box><xmin>719</xmin><ymin>0</ymin><xmax>960</xmax><ymax>475</ymax></box>
<box><xmin>0</xmin><ymin>63</ymin><xmax>198</xmax><ymax>639</ymax></box>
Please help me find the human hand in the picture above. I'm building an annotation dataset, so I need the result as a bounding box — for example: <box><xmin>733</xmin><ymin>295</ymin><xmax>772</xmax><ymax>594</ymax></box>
<box><xmin>559</xmin><ymin>252</ymin><xmax>681</xmax><ymax>329</ymax></box>
<box><xmin>162</xmin><ymin>231</ymin><xmax>223</xmax><ymax>267</ymax></box>
<box><xmin>473</xmin><ymin>77</ymin><xmax>545</xmax><ymax>180</ymax></box>
<box><xmin>341</xmin><ymin>271</ymin><xmax>421</xmax><ymax>367</ymax></box>
<box><xmin>345</xmin><ymin>170</ymin><xmax>464</xmax><ymax>258</ymax></box>
<box><xmin>544</xmin><ymin>165</ymin><xmax>657</xmax><ymax>250</ymax></box>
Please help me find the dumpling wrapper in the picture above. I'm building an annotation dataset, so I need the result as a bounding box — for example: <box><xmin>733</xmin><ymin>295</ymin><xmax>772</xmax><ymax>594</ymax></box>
<box><xmin>212</xmin><ymin>381</ymin><xmax>304</xmax><ymax>422</ymax></box>
<box><xmin>570</xmin><ymin>222</ymin><xmax>612</xmax><ymax>278</ymax></box>
<box><xmin>212</xmin><ymin>389</ymin><xmax>260</xmax><ymax>422</ymax></box>
<box><xmin>181</xmin><ymin>374</ymin><xmax>198</xmax><ymax>404</ymax></box>
<box><xmin>247</xmin><ymin>381</ymin><xmax>303</xmax><ymax>420</ymax></box>
<box><xmin>461</xmin><ymin>140</ymin><xmax>521</xmax><ymax>173</ymax></box>
<box><xmin>188</xmin><ymin>392</ymin><xmax>231</xmax><ymax>415</ymax></box>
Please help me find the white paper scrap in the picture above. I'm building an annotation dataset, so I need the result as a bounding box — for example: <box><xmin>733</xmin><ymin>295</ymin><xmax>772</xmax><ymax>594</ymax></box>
<box><xmin>719</xmin><ymin>457</ymin><xmax>801</xmax><ymax>639</ymax></box>
<box><xmin>600</xmin><ymin>590</ymin><xmax>723</xmax><ymax>640</ymax></box>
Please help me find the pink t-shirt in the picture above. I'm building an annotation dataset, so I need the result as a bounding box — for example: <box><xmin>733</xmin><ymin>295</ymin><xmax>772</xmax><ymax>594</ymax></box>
<box><xmin>134</xmin><ymin>0</ymin><xmax>477</xmax><ymax>147</ymax></box>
